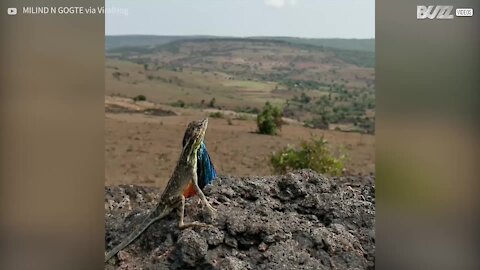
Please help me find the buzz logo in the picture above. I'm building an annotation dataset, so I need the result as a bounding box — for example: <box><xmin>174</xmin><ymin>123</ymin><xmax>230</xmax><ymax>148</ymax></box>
<box><xmin>417</xmin><ymin>5</ymin><xmax>454</xmax><ymax>19</ymax></box>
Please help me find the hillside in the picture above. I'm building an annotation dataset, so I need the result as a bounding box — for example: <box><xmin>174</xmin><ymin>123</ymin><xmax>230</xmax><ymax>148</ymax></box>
<box><xmin>106</xmin><ymin>35</ymin><xmax>215</xmax><ymax>50</ymax></box>
<box><xmin>105</xmin><ymin>170</ymin><xmax>375</xmax><ymax>269</ymax></box>
<box><xmin>106</xmin><ymin>35</ymin><xmax>375</xmax><ymax>53</ymax></box>
<box><xmin>106</xmin><ymin>38</ymin><xmax>375</xmax><ymax>134</ymax></box>
<box><xmin>263</xmin><ymin>37</ymin><xmax>375</xmax><ymax>53</ymax></box>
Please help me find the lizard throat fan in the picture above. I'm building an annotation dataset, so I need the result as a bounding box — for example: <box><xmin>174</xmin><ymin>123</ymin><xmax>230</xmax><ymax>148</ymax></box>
<box><xmin>183</xmin><ymin>142</ymin><xmax>217</xmax><ymax>198</ymax></box>
<box><xmin>182</xmin><ymin>119</ymin><xmax>217</xmax><ymax>198</ymax></box>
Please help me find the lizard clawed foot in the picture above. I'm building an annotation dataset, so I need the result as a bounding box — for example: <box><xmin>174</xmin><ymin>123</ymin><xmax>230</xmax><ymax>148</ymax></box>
<box><xmin>198</xmin><ymin>197</ymin><xmax>217</xmax><ymax>215</ymax></box>
<box><xmin>206</xmin><ymin>204</ymin><xmax>217</xmax><ymax>215</ymax></box>
<box><xmin>179</xmin><ymin>221</ymin><xmax>209</xmax><ymax>229</ymax></box>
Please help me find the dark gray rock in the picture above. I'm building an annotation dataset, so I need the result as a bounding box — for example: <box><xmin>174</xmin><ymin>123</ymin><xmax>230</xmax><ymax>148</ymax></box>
<box><xmin>201</xmin><ymin>226</ymin><xmax>225</xmax><ymax>246</ymax></box>
<box><xmin>174</xmin><ymin>230</ymin><xmax>208</xmax><ymax>268</ymax></box>
<box><xmin>105</xmin><ymin>170</ymin><xmax>375</xmax><ymax>269</ymax></box>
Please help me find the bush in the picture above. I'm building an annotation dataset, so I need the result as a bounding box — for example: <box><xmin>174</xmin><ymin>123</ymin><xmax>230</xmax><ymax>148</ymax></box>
<box><xmin>209</xmin><ymin>112</ymin><xmax>224</xmax><ymax>118</ymax></box>
<box><xmin>171</xmin><ymin>100</ymin><xmax>185</xmax><ymax>108</ymax></box>
<box><xmin>112</xmin><ymin>71</ymin><xmax>121</xmax><ymax>80</ymax></box>
<box><xmin>305</xmin><ymin>117</ymin><xmax>329</xmax><ymax>129</ymax></box>
<box><xmin>237</xmin><ymin>106</ymin><xmax>260</xmax><ymax>114</ymax></box>
<box><xmin>299</xmin><ymin>92</ymin><xmax>311</xmax><ymax>104</ymax></box>
<box><xmin>257</xmin><ymin>102</ymin><xmax>283</xmax><ymax>135</ymax></box>
<box><xmin>234</xmin><ymin>114</ymin><xmax>249</xmax><ymax>121</ymax></box>
<box><xmin>132</xmin><ymin>95</ymin><xmax>146</xmax><ymax>102</ymax></box>
<box><xmin>208</xmin><ymin>97</ymin><xmax>216</xmax><ymax>108</ymax></box>
<box><xmin>271</xmin><ymin>136</ymin><xmax>346</xmax><ymax>176</ymax></box>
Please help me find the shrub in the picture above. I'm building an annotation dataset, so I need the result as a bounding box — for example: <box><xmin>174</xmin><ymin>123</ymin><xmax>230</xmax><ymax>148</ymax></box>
<box><xmin>234</xmin><ymin>114</ymin><xmax>249</xmax><ymax>121</ymax></box>
<box><xmin>271</xmin><ymin>136</ymin><xmax>346</xmax><ymax>176</ymax></box>
<box><xmin>305</xmin><ymin>117</ymin><xmax>329</xmax><ymax>129</ymax></box>
<box><xmin>208</xmin><ymin>97</ymin><xmax>216</xmax><ymax>108</ymax></box>
<box><xmin>112</xmin><ymin>71</ymin><xmax>121</xmax><ymax>80</ymax></box>
<box><xmin>209</xmin><ymin>112</ymin><xmax>224</xmax><ymax>118</ymax></box>
<box><xmin>257</xmin><ymin>102</ymin><xmax>283</xmax><ymax>135</ymax></box>
<box><xmin>237</xmin><ymin>106</ymin><xmax>260</xmax><ymax>114</ymax></box>
<box><xmin>171</xmin><ymin>100</ymin><xmax>185</xmax><ymax>108</ymax></box>
<box><xmin>299</xmin><ymin>92</ymin><xmax>311</xmax><ymax>104</ymax></box>
<box><xmin>132</xmin><ymin>95</ymin><xmax>146</xmax><ymax>102</ymax></box>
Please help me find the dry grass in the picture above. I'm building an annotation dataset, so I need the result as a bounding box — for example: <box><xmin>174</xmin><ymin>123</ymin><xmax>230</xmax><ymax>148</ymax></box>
<box><xmin>105</xmin><ymin>98</ymin><xmax>374</xmax><ymax>188</ymax></box>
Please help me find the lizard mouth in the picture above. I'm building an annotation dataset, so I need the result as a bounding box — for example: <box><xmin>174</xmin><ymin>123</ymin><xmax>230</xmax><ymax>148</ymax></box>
<box><xmin>201</xmin><ymin>118</ymin><xmax>208</xmax><ymax>131</ymax></box>
<box><xmin>198</xmin><ymin>118</ymin><xmax>208</xmax><ymax>140</ymax></box>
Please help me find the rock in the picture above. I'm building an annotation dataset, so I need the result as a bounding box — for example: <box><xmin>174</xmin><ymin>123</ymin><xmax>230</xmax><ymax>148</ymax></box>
<box><xmin>201</xmin><ymin>227</ymin><xmax>225</xmax><ymax>246</ymax></box>
<box><xmin>258</xmin><ymin>242</ymin><xmax>268</xmax><ymax>252</ymax></box>
<box><xmin>175</xmin><ymin>230</ymin><xmax>208</xmax><ymax>268</ymax></box>
<box><xmin>216</xmin><ymin>256</ymin><xmax>250</xmax><ymax>270</ymax></box>
<box><xmin>105</xmin><ymin>170</ymin><xmax>375</xmax><ymax>269</ymax></box>
<box><xmin>224</xmin><ymin>235</ymin><xmax>238</xmax><ymax>248</ymax></box>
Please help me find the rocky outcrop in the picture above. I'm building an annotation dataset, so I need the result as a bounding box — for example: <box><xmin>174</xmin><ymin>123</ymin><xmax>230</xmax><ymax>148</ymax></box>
<box><xmin>105</xmin><ymin>170</ymin><xmax>375</xmax><ymax>269</ymax></box>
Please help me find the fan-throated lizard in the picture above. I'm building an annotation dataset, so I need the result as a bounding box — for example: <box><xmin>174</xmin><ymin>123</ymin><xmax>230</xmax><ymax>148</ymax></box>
<box><xmin>105</xmin><ymin>118</ymin><xmax>216</xmax><ymax>262</ymax></box>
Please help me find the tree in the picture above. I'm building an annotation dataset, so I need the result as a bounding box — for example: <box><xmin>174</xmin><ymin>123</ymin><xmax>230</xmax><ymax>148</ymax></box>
<box><xmin>132</xmin><ymin>95</ymin><xmax>146</xmax><ymax>102</ymax></box>
<box><xmin>208</xmin><ymin>98</ymin><xmax>216</xmax><ymax>108</ymax></box>
<box><xmin>300</xmin><ymin>92</ymin><xmax>311</xmax><ymax>104</ymax></box>
<box><xmin>257</xmin><ymin>102</ymin><xmax>283</xmax><ymax>135</ymax></box>
<box><xmin>271</xmin><ymin>136</ymin><xmax>346</xmax><ymax>176</ymax></box>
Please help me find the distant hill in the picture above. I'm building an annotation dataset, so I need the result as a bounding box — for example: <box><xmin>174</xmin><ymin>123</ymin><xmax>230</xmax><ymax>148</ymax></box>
<box><xmin>107</xmin><ymin>37</ymin><xmax>374</xmax><ymax>68</ymax></box>
<box><xmin>106</xmin><ymin>36</ymin><xmax>375</xmax><ymax>68</ymax></box>
<box><xmin>105</xmin><ymin>35</ymin><xmax>215</xmax><ymax>50</ymax></box>
<box><xmin>106</xmin><ymin>35</ymin><xmax>375</xmax><ymax>53</ymax></box>
<box><xmin>251</xmin><ymin>37</ymin><xmax>375</xmax><ymax>52</ymax></box>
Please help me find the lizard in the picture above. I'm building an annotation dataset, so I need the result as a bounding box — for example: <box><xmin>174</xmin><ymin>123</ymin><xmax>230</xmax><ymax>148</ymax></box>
<box><xmin>105</xmin><ymin>118</ymin><xmax>216</xmax><ymax>263</ymax></box>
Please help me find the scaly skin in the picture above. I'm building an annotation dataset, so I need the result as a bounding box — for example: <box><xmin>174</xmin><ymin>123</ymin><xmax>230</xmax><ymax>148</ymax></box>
<box><xmin>183</xmin><ymin>142</ymin><xmax>217</xmax><ymax>198</ymax></box>
<box><xmin>105</xmin><ymin>118</ymin><xmax>216</xmax><ymax>263</ymax></box>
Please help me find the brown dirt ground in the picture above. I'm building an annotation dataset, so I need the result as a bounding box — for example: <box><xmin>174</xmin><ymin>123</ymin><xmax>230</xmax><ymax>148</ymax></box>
<box><xmin>105</xmin><ymin>100</ymin><xmax>374</xmax><ymax>189</ymax></box>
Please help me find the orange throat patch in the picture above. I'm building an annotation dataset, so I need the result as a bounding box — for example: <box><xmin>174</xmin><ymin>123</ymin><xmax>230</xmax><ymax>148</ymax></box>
<box><xmin>183</xmin><ymin>182</ymin><xmax>196</xmax><ymax>198</ymax></box>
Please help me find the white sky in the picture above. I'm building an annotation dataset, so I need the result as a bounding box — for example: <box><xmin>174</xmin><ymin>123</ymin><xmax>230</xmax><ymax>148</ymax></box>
<box><xmin>106</xmin><ymin>0</ymin><xmax>374</xmax><ymax>38</ymax></box>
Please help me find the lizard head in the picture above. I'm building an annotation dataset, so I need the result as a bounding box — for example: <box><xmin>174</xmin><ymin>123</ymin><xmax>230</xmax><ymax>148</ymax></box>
<box><xmin>181</xmin><ymin>118</ymin><xmax>208</xmax><ymax>162</ymax></box>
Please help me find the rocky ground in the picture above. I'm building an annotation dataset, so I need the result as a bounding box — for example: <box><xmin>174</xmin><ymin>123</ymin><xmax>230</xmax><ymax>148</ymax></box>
<box><xmin>105</xmin><ymin>170</ymin><xmax>375</xmax><ymax>270</ymax></box>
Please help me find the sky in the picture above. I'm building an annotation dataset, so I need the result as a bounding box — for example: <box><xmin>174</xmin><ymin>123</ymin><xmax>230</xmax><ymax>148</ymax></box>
<box><xmin>105</xmin><ymin>0</ymin><xmax>374</xmax><ymax>38</ymax></box>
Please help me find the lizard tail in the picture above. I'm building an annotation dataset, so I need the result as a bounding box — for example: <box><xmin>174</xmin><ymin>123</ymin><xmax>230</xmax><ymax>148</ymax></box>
<box><xmin>105</xmin><ymin>210</ymin><xmax>167</xmax><ymax>262</ymax></box>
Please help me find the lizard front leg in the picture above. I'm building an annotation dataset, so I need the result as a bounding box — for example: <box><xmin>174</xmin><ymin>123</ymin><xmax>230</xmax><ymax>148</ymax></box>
<box><xmin>178</xmin><ymin>195</ymin><xmax>208</xmax><ymax>229</ymax></box>
<box><xmin>191</xmin><ymin>166</ymin><xmax>217</xmax><ymax>215</ymax></box>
